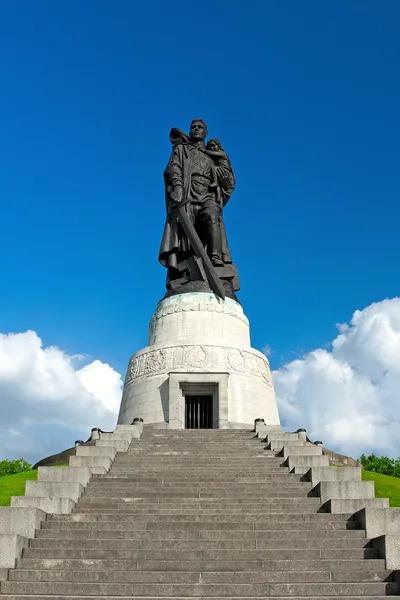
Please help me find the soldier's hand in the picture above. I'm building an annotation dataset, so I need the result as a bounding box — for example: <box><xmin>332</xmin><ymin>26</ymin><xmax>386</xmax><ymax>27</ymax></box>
<box><xmin>170</xmin><ymin>186</ymin><xmax>183</xmax><ymax>208</ymax></box>
<box><xmin>216</xmin><ymin>168</ymin><xmax>231</xmax><ymax>188</ymax></box>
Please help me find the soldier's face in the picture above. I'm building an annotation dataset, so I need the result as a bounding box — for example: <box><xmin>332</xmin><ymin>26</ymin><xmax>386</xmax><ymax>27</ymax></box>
<box><xmin>190</xmin><ymin>121</ymin><xmax>207</xmax><ymax>141</ymax></box>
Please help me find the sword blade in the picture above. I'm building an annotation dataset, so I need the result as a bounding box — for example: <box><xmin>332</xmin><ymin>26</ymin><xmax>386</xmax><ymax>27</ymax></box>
<box><xmin>177</xmin><ymin>206</ymin><xmax>225</xmax><ymax>300</ymax></box>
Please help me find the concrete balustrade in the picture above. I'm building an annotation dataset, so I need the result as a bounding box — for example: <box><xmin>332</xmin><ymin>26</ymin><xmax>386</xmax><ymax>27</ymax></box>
<box><xmin>316</xmin><ymin>480</ymin><xmax>375</xmax><ymax>503</ymax></box>
<box><xmin>326</xmin><ymin>497</ymin><xmax>390</xmax><ymax>514</ymax></box>
<box><xmin>268</xmin><ymin>440</ymin><xmax>304</xmax><ymax>451</ymax></box>
<box><xmin>37</xmin><ymin>466</ymin><xmax>104</xmax><ymax>485</ymax></box>
<box><xmin>75</xmin><ymin>445</ymin><xmax>117</xmax><ymax>460</ymax></box>
<box><xmin>95</xmin><ymin>439</ymin><xmax>130</xmax><ymax>452</ymax></box>
<box><xmin>0</xmin><ymin>507</ymin><xmax>46</xmax><ymax>569</ymax></box>
<box><xmin>266</xmin><ymin>433</ymin><xmax>302</xmax><ymax>443</ymax></box>
<box><xmin>278</xmin><ymin>441</ymin><xmax>395</xmax><ymax>522</ymax></box>
<box><xmin>117</xmin><ymin>422</ymin><xmax>144</xmax><ymax>437</ymax></box>
<box><xmin>23</xmin><ymin>481</ymin><xmax>84</xmax><ymax>502</ymax></box>
<box><xmin>282</xmin><ymin>445</ymin><xmax>322</xmax><ymax>458</ymax></box>
<box><xmin>287</xmin><ymin>454</ymin><xmax>330</xmax><ymax>472</ymax></box>
<box><xmin>357</xmin><ymin>507</ymin><xmax>400</xmax><ymax>538</ymax></box>
<box><xmin>69</xmin><ymin>455</ymin><xmax>113</xmax><ymax>469</ymax></box>
<box><xmin>0</xmin><ymin>535</ymin><xmax>29</xmax><ymax>569</ymax></box>
<box><xmin>355</xmin><ymin>507</ymin><xmax>400</xmax><ymax>569</ymax></box>
<box><xmin>306</xmin><ymin>466</ymin><xmax>362</xmax><ymax>487</ymax></box>
<box><xmin>254</xmin><ymin>421</ymin><xmax>282</xmax><ymax>437</ymax></box>
<box><xmin>11</xmin><ymin>496</ymin><xmax>75</xmax><ymax>513</ymax></box>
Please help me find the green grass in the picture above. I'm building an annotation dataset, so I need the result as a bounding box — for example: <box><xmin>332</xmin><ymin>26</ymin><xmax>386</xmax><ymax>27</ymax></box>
<box><xmin>0</xmin><ymin>470</ymin><xmax>38</xmax><ymax>506</ymax></box>
<box><xmin>362</xmin><ymin>469</ymin><xmax>400</xmax><ymax>507</ymax></box>
<box><xmin>0</xmin><ymin>465</ymin><xmax>68</xmax><ymax>506</ymax></box>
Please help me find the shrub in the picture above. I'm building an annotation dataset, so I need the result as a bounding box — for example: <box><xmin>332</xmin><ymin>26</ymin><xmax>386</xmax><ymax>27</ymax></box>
<box><xmin>359</xmin><ymin>453</ymin><xmax>400</xmax><ymax>478</ymax></box>
<box><xmin>0</xmin><ymin>458</ymin><xmax>32</xmax><ymax>477</ymax></box>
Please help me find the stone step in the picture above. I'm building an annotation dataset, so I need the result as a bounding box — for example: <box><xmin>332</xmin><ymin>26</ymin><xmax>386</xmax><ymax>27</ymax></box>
<box><xmin>73</xmin><ymin>509</ymin><xmax>330</xmax><ymax>519</ymax></box>
<box><xmin>93</xmin><ymin>475</ymin><xmax>298</xmax><ymax>481</ymax></box>
<box><xmin>84</xmin><ymin>483</ymin><xmax>311</xmax><ymax>491</ymax></box>
<box><xmin>16</xmin><ymin>557</ymin><xmax>386</xmax><ymax>572</ymax></box>
<box><xmin>116</xmin><ymin>453</ymin><xmax>278</xmax><ymax>457</ymax></box>
<box><xmin>71</xmin><ymin>509</ymin><xmax>328</xmax><ymax>518</ymax></box>
<box><xmin>29</xmin><ymin>537</ymin><xmax>370</xmax><ymax>550</ymax></box>
<box><xmin>45</xmin><ymin>511</ymin><xmax>353</xmax><ymax>523</ymax></box>
<box><xmin>113</xmin><ymin>459</ymin><xmax>285</xmax><ymax>465</ymax></box>
<box><xmin>9</xmin><ymin>568</ymin><xmax>393</xmax><ymax>584</ymax></box>
<box><xmin>58</xmin><ymin>507</ymin><xmax>324</xmax><ymax>515</ymax></box>
<box><xmin>71</xmin><ymin>502</ymin><xmax>324</xmax><ymax>511</ymax></box>
<box><xmin>118</xmin><ymin>448</ymin><xmax>277</xmax><ymax>453</ymax></box>
<box><xmin>130</xmin><ymin>449</ymin><xmax>265</xmax><ymax>454</ymax></box>
<box><xmin>35</xmin><ymin>528</ymin><xmax>366</xmax><ymax>540</ymax></box>
<box><xmin>22</xmin><ymin>547</ymin><xmax>377</xmax><ymax>560</ymax></box>
<box><xmin>88</xmin><ymin>477</ymin><xmax>307</xmax><ymax>485</ymax></box>
<box><xmin>80</xmin><ymin>492</ymin><xmax>312</xmax><ymax>501</ymax></box>
<box><xmin>46</xmin><ymin>512</ymin><xmax>352</xmax><ymax>524</ymax></box>
<box><xmin>113</xmin><ymin>459</ymin><xmax>285</xmax><ymax>464</ymax></box>
<box><xmin>0</xmin><ymin>595</ymin><xmax>395</xmax><ymax>600</ymax></box>
<box><xmin>41</xmin><ymin>520</ymin><xmax>356</xmax><ymax>531</ymax></box>
<box><xmin>110</xmin><ymin>471</ymin><xmax>288</xmax><ymax>476</ymax></box>
<box><xmin>74</xmin><ymin>505</ymin><xmax>321</xmax><ymax>514</ymax></box>
<box><xmin>131</xmin><ymin>446</ymin><xmax>264</xmax><ymax>450</ymax></box>
<box><xmin>48</xmin><ymin>500</ymin><xmax>324</xmax><ymax>511</ymax></box>
<box><xmin>1</xmin><ymin>580</ymin><xmax>397</xmax><ymax>597</ymax></box>
<box><xmin>42</xmin><ymin>511</ymin><xmax>357</xmax><ymax>528</ymax></box>
<box><xmin>131</xmin><ymin>448</ymin><xmax>267</xmax><ymax>451</ymax></box>
<box><xmin>142</xmin><ymin>427</ymin><xmax>256</xmax><ymax>442</ymax></box>
<box><xmin>74</xmin><ymin>499</ymin><xmax>320</xmax><ymax>508</ymax></box>
<box><xmin>133</xmin><ymin>448</ymin><xmax>268</xmax><ymax>451</ymax></box>
<box><xmin>73</xmin><ymin>496</ymin><xmax>321</xmax><ymax>504</ymax></box>
<box><xmin>111</xmin><ymin>462</ymin><xmax>287</xmax><ymax>467</ymax></box>
<box><xmin>112</xmin><ymin>462</ymin><xmax>287</xmax><ymax>467</ymax></box>
<box><xmin>78</xmin><ymin>491</ymin><xmax>312</xmax><ymax>499</ymax></box>
<box><xmin>113</xmin><ymin>463</ymin><xmax>282</xmax><ymax>468</ymax></box>
<box><xmin>84</xmin><ymin>481</ymin><xmax>312</xmax><ymax>489</ymax></box>
<box><xmin>42</xmin><ymin>511</ymin><xmax>357</xmax><ymax>527</ymax></box>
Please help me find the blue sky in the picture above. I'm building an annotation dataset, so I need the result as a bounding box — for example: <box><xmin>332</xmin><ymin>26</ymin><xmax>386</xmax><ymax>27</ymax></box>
<box><xmin>0</xmin><ymin>1</ymin><xmax>399</xmax><ymax>455</ymax></box>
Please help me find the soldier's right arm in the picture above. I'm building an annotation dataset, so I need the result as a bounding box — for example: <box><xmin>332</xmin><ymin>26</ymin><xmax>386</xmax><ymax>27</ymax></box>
<box><xmin>169</xmin><ymin>147</ymin><xmax>183</xmax><ymax>190</ymax></box>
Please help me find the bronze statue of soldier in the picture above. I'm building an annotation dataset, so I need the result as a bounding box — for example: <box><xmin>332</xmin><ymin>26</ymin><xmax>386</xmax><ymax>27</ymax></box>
<box><xmin>159</xmin><ymin>119</ymin><xmax>239</xmax><ymax>300</ymax></box>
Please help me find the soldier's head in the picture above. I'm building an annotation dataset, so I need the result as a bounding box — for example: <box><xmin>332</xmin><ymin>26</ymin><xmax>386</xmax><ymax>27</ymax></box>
<box><xmin>189</xmin><ymin>119</ymin><xmax>208</xmax><ymax>142</ymax></box>
<box><xmin>206</xmin><ymin>138</ymin><xmax>223</xmax><ymax>152</ymax></box>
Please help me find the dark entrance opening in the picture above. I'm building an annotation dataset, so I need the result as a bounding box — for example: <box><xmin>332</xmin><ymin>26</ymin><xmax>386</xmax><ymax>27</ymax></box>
<box><xmin>185</xmin><ymin>395</ymin><xmax>213</xmax><ymax>429</ymax></box>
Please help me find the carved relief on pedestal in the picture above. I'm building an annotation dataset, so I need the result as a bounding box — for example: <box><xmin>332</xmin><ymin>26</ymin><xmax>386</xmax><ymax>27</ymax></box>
<box><xmin>149</xmin><ymin>295</ymin><xmax>249</xmax><ymax>339</ymax></box>
<box><xmin>124</xmin><ymin>344</ymin><xmax>272</xmax><ymax>388</ymax></box>
<box><xmin>184</xmin><ymin>346</ymin><xmax>209</xmax><ymax>368</ymax></box>
<box><xmin>227</xmin><ymin>349</ymin><xmax>246</xmax><ymax>372</ymax></box>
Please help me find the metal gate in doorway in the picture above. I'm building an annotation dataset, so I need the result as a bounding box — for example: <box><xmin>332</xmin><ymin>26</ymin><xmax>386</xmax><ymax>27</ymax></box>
<box><xmin>185</xmin><ymin>395</ymin><xmax>213</xmax><ymax>429</ymax></box>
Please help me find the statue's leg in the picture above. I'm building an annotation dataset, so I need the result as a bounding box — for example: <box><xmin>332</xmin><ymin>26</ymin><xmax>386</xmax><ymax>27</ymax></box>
<box><xmin>199</xmin><ymin>202</ymin><xmax>223</xmax><ymax>267</ymax></box>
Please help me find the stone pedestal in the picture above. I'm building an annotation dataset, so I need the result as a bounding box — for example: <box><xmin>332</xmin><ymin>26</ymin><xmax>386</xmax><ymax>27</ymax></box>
<box><xmin>118</xmin><ymin>292</ymin><xmax>281</xmax><ymax>429</ymax></box>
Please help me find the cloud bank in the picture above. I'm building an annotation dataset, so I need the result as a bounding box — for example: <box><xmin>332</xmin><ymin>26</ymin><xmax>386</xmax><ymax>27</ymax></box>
<box><xmin>274</xmin><ymin>298</ymin><xmax>400</xmax><ymax>459</ymax></box>
<box><xmin>2</xmin><ymin>298</ymin><xmax>399</xmax><ymax>465</ymax></box>
<box><xmin>0</xmin><ymin>331</ymin><xmax>122</xmax><ymax>464</ymax></box>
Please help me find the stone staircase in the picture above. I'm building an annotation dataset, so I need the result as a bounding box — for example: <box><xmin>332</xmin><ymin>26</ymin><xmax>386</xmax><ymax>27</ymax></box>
<box><xmin>0</xmin><ymin>428</ymin><xmax>399</xmax><ymax>599</ymax></box>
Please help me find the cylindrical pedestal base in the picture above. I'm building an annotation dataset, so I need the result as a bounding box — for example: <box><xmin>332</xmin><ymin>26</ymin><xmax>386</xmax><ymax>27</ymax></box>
<box><xmin>118</xmin><ymin>293</ymin><xmax>281</xmax><ymax>429</ymax></box>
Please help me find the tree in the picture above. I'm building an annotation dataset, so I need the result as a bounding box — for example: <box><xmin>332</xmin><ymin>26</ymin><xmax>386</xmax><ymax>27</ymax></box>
<box><xmin>0</xmin><ymin>458</ymin><xmax>32</xmax><ymax>477</ymax></box>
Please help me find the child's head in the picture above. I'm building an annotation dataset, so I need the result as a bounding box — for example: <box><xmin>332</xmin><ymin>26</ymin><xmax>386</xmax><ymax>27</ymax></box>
<box><xmin>206</xmin><ymin>138</ymin><xmax>223</xmax><ymax>152</ymax></box>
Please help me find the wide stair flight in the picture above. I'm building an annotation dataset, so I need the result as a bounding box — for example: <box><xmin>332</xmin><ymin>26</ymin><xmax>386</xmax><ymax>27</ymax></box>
<box><xmin>0</xmin><ymin>429</ymin><xmax>399</xmax><ymax>599</ymax></box>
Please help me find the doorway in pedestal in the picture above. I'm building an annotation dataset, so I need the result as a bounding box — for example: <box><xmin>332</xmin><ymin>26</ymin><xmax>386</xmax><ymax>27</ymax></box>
<box><xmin>185</xmin><ymin>395</ymin><xmax>213</xmax><ymax>429</ymax></box>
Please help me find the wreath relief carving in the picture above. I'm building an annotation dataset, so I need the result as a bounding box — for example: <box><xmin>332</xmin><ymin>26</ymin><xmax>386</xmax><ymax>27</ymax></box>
<box><xmin>125</xmin><ymin>344</ymin><xmax>272</xmax><ymax>387</ymax></box>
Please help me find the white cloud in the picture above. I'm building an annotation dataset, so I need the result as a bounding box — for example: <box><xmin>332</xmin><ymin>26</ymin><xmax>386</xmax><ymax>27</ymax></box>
<box><xmin>0</xmin><ymin>331</ymin><xmax>122</xmax><ymax>464</ymax></box>
<box><xmin>273</xmin><ymin>298</ymin><xmax>400</xmax><ymax>459</ymax></box>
